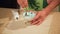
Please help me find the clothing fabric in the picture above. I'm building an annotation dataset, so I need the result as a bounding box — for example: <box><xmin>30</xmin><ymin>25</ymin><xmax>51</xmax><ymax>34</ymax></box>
<box><xmin>28</xmin><ymin>0</ymin><xmax>48</xmax><ymax>11</ymax></box>
<box><xmin>0</xmin><ymin>0</ymin><xmax>48</xmax><ymax>10</ymax></box>
<box><xmin>0</xmin><ymin>0</ymin><xmax>19</xmax><ymax>9</ymax></box>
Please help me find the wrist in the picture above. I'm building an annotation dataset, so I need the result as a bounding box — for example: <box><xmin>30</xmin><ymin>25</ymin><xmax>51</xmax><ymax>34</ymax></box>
<box><xmin>41</xmin><ymin>9</ymin><xmax>51</xmax><ymax>16</ymax></box>
<box><xmin>42</xmin><ymin>8</ymin><xmax>51</xmax><ymax>14</ymax></box>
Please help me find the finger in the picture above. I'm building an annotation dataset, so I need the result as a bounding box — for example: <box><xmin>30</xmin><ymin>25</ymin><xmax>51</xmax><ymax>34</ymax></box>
<box><xmin>32</xmin><ymin>17</ymin><xmax>44</xmax><ymax>25</ymax></box>
<box><xmin>32</xmin><ymin>12</ymin><xmax>40</xmax><ymax>22</ymax></box>
<box><xmin>31</xmin><ymin>16</ymin><xmax>41</xmax><ymax>24</ymax></box>
<box><xmin>25</xmin><ymin>1</ymin><xmax>28</xmax><ymax>7</ymax></box>
<box><xmin>36</xmin><ymin>18</ymin><xmax>44</xmax><ymax>25</ymax></box>
<box><xmin>31</xmin><ymin>17</ymin><xmax>41</xmax><ymax>25</ymax></box>
<box><xmin>35</xmin><ymin>20</ymin><xmax>43</xmax><ymax>25</ymax></box>
<box><xmin>31</xmin><ymin>20</ymin><xmax>40</xmax><ymax>25</ymax></box>
<box><xmin>21</xmin><ymin>0</ymin><xmax>28</xmax><ymax>8</ymax></box>
<box><xmin>31</xmin><ymin>13</ymin><xmax>41</xmax><ymax>24</ymax></box>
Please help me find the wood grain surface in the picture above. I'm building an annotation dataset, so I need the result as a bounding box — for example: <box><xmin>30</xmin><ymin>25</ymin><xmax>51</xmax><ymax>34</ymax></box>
<box><xmin>0</xmin><ymin>8</ymin><xmax>60</xmax><ymax>34</ymax></box>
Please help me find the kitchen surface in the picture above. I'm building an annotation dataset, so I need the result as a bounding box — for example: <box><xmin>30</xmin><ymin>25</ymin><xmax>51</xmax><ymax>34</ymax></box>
<box><xmin>0</xmin><ymin>8</ymin><xmax>60</xmax><ymax>34</ymax></box>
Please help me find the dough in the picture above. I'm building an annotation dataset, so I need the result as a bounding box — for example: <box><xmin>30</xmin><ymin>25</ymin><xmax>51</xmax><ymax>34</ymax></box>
<box><xmin>5</xmin><ymin>11</ymin><xmax>36</xmax><ymax>30</ymax></box>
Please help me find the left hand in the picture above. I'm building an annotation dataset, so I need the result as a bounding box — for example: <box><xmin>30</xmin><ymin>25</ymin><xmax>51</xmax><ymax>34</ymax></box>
<box><xmin>31</xmin><ymin>10</ymin><xmax>49</xmax><ymax>25</ymax></box>
<box><xmin>17</xmin><ymin>0</ymin><xmax>28</xmax><ymax>8</ymax></box>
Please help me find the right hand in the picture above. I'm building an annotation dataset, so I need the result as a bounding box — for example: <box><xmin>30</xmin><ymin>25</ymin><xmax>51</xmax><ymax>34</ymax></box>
<box><xmin>31</xmin><ymin>10</ymin><xmax>50</xmax><ymax>25</ymax></box>
<box><xmin>17</xmin><ymin>0</ymin><xmax>28</xmax><ymax>8</ymax></box>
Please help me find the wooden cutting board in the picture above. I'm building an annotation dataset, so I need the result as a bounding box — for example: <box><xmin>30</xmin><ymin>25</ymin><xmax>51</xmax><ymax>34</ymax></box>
<box><xmin>0</xmin><ymin>8</ymin><xmax>60</xmax><ymax>34</ymax></box>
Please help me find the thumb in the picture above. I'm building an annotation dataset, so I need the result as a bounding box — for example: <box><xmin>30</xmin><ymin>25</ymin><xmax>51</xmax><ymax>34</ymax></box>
<box><xmin>31</xmin><ymin>12</ymin><xmax>41</xmax><ymax>22</ymax></box>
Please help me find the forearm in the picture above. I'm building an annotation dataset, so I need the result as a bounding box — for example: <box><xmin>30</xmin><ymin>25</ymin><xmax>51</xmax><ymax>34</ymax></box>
<box><xmin>43</xmin><ymin>0</ymin><xmax>59</xmax><ymax>14</ymax></box>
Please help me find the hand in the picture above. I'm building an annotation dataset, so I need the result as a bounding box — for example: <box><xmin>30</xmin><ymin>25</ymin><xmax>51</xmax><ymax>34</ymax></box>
<box><xmin>17</xmin><ymin>0</ymin><xmax>28</xmax><ymax>8</ymax></box>
<box><xmin>31</xmin><ymin>10</ymin><xmax>49</xmax><ymax>25</ymax></box>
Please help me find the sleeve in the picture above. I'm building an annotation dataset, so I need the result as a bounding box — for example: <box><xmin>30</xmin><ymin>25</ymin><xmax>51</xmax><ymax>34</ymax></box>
<box><xmin>28</xmin><ymin>0</ymin><xmax>43</xmax><ymax>11</ymax></box>
<box><xmin>28</xmin><ymin>0</ymin><xmax>48</xmax><ymax>11</ymax></box>
<box><xmin>43</xmin><ymin>0</ymin><xmax>48</xmax><ymax>8</ymax></box>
